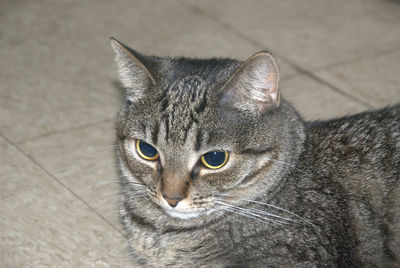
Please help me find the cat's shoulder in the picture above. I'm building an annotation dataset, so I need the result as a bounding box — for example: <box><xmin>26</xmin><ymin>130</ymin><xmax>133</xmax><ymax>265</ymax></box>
<box><xmin>305</xmin><ymin>104</ymin><xmax>400</xmax><ymax>134</ymax></box>
<box><xmin>302</xmin><ymin>104</ymin><xmax>400</xmax><ymax>159</ymax></box>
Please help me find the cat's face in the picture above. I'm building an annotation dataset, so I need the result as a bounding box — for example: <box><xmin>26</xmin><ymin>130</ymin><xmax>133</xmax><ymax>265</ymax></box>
<box><xmin>112</xmin><ymin>39</ymin><xmax>301</xmax><ymax>220</ymax></box>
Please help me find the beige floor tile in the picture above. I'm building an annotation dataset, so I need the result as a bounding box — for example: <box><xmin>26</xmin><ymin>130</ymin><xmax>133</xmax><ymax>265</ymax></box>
<box><xmin>0</xmin><ymin>137</ymin><xmax>131</xmax><ymax>267</ymax></box>
<box><xmin>314</xmin><ymin>51</ymin><xmax>400</xmax><ymax>108</ymax></box>
<box><xmin>0</xmin><ymin>1</ymin><xmax>122</xmax><ymax>143</ymax></box>
<box><xmin>281</xmin><ymin>75</ymin><xmax>369</xmax><ymax>121</ymax></box>
<box><xmin>0</xmin><ymin>0</ymin><xmax>293</xmax><ymax>143</ymax></box>
<box><xmin>18</xmin><ymin>123</ymin><xmax>122</xmax><ymax>231</ymax></box>
<box><xmin>185</xmin><ymin>0</ymin><xmax>400</xmax><ymax>70</ymax></box>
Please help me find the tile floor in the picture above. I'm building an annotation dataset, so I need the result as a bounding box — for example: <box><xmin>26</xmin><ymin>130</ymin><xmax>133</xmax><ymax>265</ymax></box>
<box><xmin>1</xmin><ymin>0</ymin><xmax>399</xmax><ymax>266</ymax></box>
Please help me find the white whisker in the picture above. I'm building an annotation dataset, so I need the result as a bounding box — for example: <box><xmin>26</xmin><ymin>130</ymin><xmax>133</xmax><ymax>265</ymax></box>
<box><xmin>217</xmin><ymin>201</ymin><xmax>287</xmax><ymax>225</ymax></box>
<box><xmin>240</xmin><ymin>198</ymin><xmax>318</xmax><ymax>229</ymax></box>
<box><xmin>123</xmin><ymin>181</ymin><xmax>147</xmax><ymax>188</ymax></box>
<box><xmin>222</xmin><ymin>200</ymin><xmax>300</xmax><ymax>224</ymax></box>
<box><xmin>221</xmin><ymin>207</ymin><xmax>274</xmax><ymax>224</ymax></box>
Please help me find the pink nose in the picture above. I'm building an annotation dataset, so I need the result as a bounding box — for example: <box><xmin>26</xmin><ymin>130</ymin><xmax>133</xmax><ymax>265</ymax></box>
<box><xmin>162</xmin><ymin>194</ymin><xmax>183</xmax><ymax>207</ymax></box>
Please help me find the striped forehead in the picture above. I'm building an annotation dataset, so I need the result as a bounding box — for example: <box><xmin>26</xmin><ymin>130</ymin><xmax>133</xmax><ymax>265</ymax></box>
<box><xmin>155</xmin><ymin>76</ymin><xmax>208</xmax><ymax>145</ymax></box>
<box><xmin>167</xmin><ymin>76</ymin><xmax>207</xmax><ymax>105</ymax></box>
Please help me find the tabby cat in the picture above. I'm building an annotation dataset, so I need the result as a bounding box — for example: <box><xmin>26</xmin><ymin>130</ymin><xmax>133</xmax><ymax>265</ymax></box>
<box><xmin>111</xmin><ymin>38</ymin><xmax>400</xmax><ymax>267</ymax></box>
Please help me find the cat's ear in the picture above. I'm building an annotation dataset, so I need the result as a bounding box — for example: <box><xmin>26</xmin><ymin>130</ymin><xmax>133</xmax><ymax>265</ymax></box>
<box><xmin>110</xmin><ymin>38</ymin><xmax>155</xmax><ymax>101</ymax></box>
<box><xmin>220</xmin><ymin>51</ymin><xmax>280</xmax><ymax>114</ymax></box>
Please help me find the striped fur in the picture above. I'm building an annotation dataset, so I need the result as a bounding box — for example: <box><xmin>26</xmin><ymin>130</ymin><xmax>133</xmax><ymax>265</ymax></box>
<box><xmin>112</xmin><ymin>39</ymin><xmax>400</xmax><ymax>267</ymax></box>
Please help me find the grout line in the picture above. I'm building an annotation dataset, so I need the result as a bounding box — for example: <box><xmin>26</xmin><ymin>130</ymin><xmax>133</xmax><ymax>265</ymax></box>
<box><xmin>183</xmin><ymin>3</ymin><xmax>373</xmax><ymax>108</ymax></box>
<box><xmin>185</xmin><ymin>5</ymin><xmax>266</xmax><ymax>52</ymax></box>
<box><xmin>0</xmin><ymin>133</ymin><xmax>123</xmax><ymax>236</ymax></box>
<box><xmin>288</xmin><ymin>69</ymin><xmax>372</xmax><ymax>108</ymax></box>
<box><xmin>282</xmin><ymin>64</ymin><xmax>370</xmax><ymax>108</ymax></box>
<box><xmin>309</xmin><ymin>49</ymin><xmax>395</xmax><ymax>73</ymax></box>
<box><xmin>17</xmin><ymin>118</ymin><xmax>114</xmax><ymax>144</ymax></box>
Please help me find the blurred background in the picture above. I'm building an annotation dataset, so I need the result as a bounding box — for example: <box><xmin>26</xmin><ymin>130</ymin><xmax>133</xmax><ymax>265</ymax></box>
<box><xmin>1</xmin><ymin>0</ymin><xmax>400</xmax><ymax>266</ymax></box>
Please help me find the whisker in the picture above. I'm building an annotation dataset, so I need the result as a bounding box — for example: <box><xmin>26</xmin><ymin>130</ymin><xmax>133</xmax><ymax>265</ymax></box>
<box><xmin>221</xmin><ymin>207</ymin><xmax>268</xmax><ymax>223</ymax></box>
<box><xmin>216</xmin><ymin>201</ymin><xmax>288</xmax><ymax>225</ymax></box>
<box><xmin>215</xmin><ymin>193</ymin><xmax>318</xmax><ymax>229</ymax></box>
<box><xmin>124</xmin><ymin>181</ymin><xmax>147</xmax><ymax>188</ymax></box>
<box><xmin>239</xmin><ymin>198</ymin><xmax>318</xmax><ymax>229</ymax></box>
<box><xmin>221</xmin><ymin>200</ymin><xmax>300</xmax><ymax>224</ymax></box>
<box><xmin>220</xmin><ymin>206</ymin><xmax>285</xmax><ymax>226</ymax></box>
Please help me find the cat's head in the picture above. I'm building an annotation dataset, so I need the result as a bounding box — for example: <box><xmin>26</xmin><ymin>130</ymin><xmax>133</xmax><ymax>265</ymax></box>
<box><xmin>111</xmin><ymin>38</ymin><xmax>304</xmax><ymax>221</ymax></box>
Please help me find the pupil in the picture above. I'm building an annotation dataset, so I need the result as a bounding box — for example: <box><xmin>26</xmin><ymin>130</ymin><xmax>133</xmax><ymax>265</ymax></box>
<box><xmin>204</xmin><ymin>151</ymin><xmax>225</xmax><ymax>166</ymax></box>
<box><xmin>139</xmin><ymin>141</ymin><xmax>157</xmax><ymax>157</ymax></box>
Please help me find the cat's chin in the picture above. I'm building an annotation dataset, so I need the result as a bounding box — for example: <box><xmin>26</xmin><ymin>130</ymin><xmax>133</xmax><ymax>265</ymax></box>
<box><xmin>165</xmin><ymin>209</ymin><xmax>202</xmax><ymax>220</ymax></box>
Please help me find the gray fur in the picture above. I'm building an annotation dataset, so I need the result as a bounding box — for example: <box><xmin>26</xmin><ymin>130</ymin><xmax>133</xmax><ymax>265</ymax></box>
<box><xmin>111</xmin><ymin>38</ymin><xmax>400</xmax><ymax>267</ymax></box>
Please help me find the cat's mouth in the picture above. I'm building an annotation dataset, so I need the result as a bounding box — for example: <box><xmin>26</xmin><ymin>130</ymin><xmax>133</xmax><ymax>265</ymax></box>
<box><xmin>158</xmin><ymin>195</ymin><xmax>212</xmax><ymax>220</ymax></box>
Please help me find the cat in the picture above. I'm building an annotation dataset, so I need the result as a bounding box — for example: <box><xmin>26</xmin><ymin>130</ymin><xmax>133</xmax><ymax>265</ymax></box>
<box><xmin>110</xmin><ymin>37</ymin><xmax>400</xmax><ymax>267</ymax></box>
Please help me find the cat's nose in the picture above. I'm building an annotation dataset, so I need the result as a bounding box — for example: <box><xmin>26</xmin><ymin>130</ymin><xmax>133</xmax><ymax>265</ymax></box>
<box><xmin>162</xmin><ymin>194</ymin><xmax>183</xmax><ymax>208</ymax></box>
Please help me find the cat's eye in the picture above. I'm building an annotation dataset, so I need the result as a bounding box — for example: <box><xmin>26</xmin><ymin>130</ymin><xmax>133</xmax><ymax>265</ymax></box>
<box><xmin>201</xmin><ymin>151</ymin><xmax>229</xmax><ymax>169</ymax></box>
<box><xmin>136</xmin><ymin>140</ymin><xmax>159</xmax><ymax>161</ymax></box>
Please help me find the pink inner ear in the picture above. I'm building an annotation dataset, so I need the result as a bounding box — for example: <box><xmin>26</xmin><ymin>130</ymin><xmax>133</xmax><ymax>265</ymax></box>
<box><xmin>220</xmin><ymin>52</ymin><xmax>281</xmax><ymax>113</ymax></box>
<box><xmin>266</xmin><ymin>72</ymin><xmax>279</xmax><ymax>105</ymax></box>
<box><xmin>244</xmin><ymin>59</ymin><xmax>279</xmax><ymax>109</ymax></box>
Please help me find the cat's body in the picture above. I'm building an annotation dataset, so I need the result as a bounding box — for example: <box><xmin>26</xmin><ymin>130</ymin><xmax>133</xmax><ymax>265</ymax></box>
<box><xmin>111</xmin><ymin>38</ymin><xmax>400</xmax><ymax>267</ymax></box>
